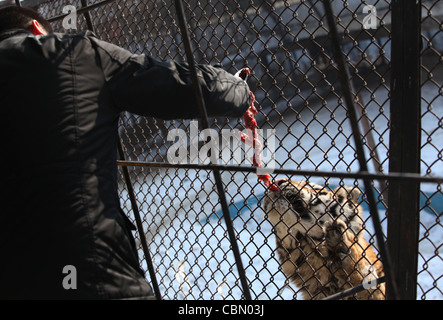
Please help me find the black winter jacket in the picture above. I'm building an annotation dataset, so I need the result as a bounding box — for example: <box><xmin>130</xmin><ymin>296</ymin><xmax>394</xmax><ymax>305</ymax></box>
<box><xmin>0</xmin><ymin>29</ymin><xmax>250</xmax><ymax>299</ymax></box>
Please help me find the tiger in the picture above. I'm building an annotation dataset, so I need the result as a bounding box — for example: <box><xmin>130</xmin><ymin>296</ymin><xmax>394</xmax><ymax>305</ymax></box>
<box><xmin>263</xmin><ymin>179</ymin><xmax>385</xmax><ymax>300</ymax></box>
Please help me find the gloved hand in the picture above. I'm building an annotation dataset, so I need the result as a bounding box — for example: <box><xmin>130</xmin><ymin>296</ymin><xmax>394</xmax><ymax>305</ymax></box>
<box><xmin>234</xmin><ymin>68</ymin><xmax>251</xmax><ymax>81</ymax></box>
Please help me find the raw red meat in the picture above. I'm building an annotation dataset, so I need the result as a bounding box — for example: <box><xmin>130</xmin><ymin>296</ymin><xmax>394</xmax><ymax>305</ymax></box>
<box><xmin>237</xmin><ymin>68</ymin><xmax>278</xmax><ymax>191</ymax></box>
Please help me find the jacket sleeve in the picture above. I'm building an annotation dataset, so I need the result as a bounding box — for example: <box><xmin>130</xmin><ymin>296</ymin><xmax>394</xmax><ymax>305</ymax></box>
<box><xmin>89</xmin><ymin>35</ymin><xmax>251</xmax><ymax>119</ymax></box>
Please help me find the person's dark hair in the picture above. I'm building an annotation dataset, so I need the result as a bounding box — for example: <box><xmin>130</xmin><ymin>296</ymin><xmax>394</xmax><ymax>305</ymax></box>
<box><xmin>0</xmin><ymin>6</ymin><xmax>53</xmax><ymax>34</ymax></box>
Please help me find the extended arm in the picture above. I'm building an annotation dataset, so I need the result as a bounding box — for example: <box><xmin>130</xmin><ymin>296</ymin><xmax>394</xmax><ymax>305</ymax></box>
<box><xmin>90</xmin><ymin>34</ymin><xmax>251</xmax><ymax>119</ymax></box>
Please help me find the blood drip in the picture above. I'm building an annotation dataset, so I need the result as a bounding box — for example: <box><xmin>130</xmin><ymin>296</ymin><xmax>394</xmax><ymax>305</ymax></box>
<box><xmin>237</xmin><ymin>68</ymin><xmax>278</xmax><ymax>191</ymax></box>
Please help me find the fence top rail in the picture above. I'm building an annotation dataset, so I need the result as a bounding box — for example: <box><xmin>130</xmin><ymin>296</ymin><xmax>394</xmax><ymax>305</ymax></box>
<box><xmin>117</xmin><ymin>160</ymin><xmax>443</xmax><ymax>184</ymax></box>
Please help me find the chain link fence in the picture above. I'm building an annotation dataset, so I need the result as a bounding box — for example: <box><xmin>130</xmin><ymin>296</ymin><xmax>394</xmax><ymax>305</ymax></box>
<box><xmin>418</xmin><ymin>0</ymin><xmax>443</xmax><ymax>300</ymax></box>
<box><xmin>5</xmin><ymin>0</ymin><xmax>442</xmax><ymax>299</ymax></box>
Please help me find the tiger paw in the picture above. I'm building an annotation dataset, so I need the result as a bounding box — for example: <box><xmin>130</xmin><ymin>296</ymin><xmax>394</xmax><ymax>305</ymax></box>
<box><xmin>324</xmin><ymin>219</ymin><xmax>349</xmax><ymax>254</ymax></box>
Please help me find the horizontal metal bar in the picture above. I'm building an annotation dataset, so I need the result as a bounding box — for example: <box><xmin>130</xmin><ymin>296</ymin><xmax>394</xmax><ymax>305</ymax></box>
<box><xmin>322</xmin><ymin>276</ymin><xmax>386</xmax><ymax>300</ymax></box>
<box><xmin>116</xmin><ymin>160</ymin><xmax>443</xmax><ymax>184</ymax></box>
<box><xmin>20</xmin><ymin>0</ymin><xmax>50</xmax><ymax>8</ymax></box>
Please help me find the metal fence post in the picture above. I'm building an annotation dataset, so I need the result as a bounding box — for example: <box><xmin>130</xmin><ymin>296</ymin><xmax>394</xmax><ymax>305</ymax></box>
<box><xmin>321</xmin><ymin>0</ymin><xmax>398</xmax><ymax>299</ymax></box>
<box><xmin>173</xmin><ymin>0</ymin><xmax>252</xmax><ymax>300</ymax></box>
<box><xmin>387</xmin><ymin>0</ymin><xmax>422</xmax><ymax>300</ymax></box>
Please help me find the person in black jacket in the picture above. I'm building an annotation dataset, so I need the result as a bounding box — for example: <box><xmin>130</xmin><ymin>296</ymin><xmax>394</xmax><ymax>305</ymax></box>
<box><xmin>0</xmin><ymin>6</ymin><xmax>251</xmax><ymax>299</ymax></box>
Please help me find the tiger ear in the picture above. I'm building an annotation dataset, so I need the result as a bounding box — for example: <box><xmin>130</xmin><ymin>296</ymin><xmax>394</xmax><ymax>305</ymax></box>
<box><xmin>334</xmin><ymin>186</ymin><xmax>361</xmax><ymax>202</ymax></box>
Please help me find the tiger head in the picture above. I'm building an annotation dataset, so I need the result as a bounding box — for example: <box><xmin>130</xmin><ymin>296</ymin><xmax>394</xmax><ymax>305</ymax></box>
<box><xmin>263</xmin><ymin>179</ymin><xmax>363</xmax><ymax>242</ymax></box>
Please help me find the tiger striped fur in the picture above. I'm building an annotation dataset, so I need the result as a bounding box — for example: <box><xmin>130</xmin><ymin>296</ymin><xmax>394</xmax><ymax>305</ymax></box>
<box><xmin>263</xmin><ymin>179</ymin><xmax>385</xmax><ymax>300</ymax></box>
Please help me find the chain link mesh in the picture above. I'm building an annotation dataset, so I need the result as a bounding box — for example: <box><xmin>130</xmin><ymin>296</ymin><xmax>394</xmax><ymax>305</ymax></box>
<box><xmin>418</xmin><ymin>0</ymin><xmax>443</xmax><ymax>300</ymax></box>
<box><xmin>25</xmin><ymin>0</ymin><xmax>443</xmax><ymax>299</ymax></box>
